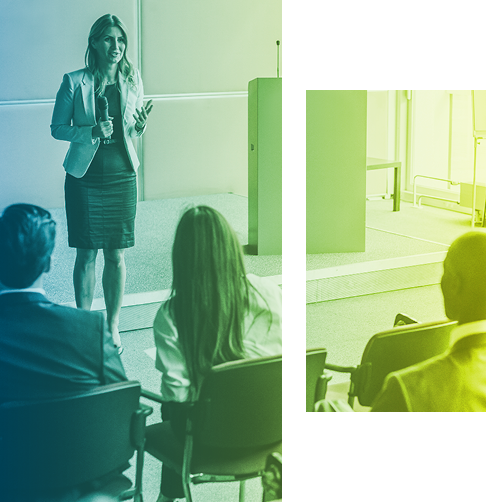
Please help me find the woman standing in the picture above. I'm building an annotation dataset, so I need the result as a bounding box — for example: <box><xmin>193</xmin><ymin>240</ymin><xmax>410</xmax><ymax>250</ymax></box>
<box><xmin>149</xmin><ymin>206</ymin><xmax>282</xmax><ymax>502</ymax></box>
<box><xmin>51</xmin><ymin>14</ymin><xmax>152</xmax><ymax>351</ymax></box>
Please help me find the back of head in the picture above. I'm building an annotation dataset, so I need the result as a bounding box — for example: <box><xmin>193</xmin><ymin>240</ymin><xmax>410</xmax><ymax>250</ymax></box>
<box><xmin>0</xmin><ymin>204</ymin><xmax>56</xmax><ymax>289</ymax></box>
<box><xmin>171</xmin><ymin>206</ymin><xmax>248</xmax><ymax>390</ymax></box>
<box><xmin>442</xmin><ymin>231</ymin><xmax>486</xmax><ymax>323</ymax></box>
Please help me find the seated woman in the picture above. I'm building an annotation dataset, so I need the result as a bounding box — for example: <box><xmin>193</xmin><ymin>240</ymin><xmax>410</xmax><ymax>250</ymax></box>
<box><xmin>151</xmin><ymin>205</ymin><xmax>282</xmax><ymax>502</ymax></box>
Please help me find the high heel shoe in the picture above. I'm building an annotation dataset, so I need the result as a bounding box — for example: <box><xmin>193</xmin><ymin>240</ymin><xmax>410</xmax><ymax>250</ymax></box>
<box><xmin>110</xmin><ymin>325</ymin><xmax>122</xmax><ymax>354</ymax></box>
<box><xmin>155</xmin><ymin>493</ymin><xmax>176</xmax><ymax>502</ymax></box>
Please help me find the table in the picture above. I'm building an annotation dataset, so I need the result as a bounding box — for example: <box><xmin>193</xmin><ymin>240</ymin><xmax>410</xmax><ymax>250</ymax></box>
<box><xmin>366</xmin><ymin>157</ymin><xmax>401</xmax><ymax>211</ymax></box>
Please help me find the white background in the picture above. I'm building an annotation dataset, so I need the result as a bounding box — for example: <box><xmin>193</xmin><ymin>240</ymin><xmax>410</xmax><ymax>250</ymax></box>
<box><xmin>284</xmin><ymin>1</ymin><xmax>486</xmax><ymax>500</ymax></box>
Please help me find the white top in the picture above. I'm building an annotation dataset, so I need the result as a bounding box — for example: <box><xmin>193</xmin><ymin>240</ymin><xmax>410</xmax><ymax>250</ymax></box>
<box><xmin>153</xmin><ymin>273</ymin><xmax>282</xmax><ymax>402</ymax></box>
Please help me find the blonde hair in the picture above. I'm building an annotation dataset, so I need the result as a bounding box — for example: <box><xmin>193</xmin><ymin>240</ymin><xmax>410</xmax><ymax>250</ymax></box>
<box><xmin>84</xmin><ymin>14</ymin><xmax>136</xmax><ymax>95</ymax></box>
<box><xmin>170</xmin><ymin>206</ymin><xmax>250</xmax><ymax>393</ymax></box>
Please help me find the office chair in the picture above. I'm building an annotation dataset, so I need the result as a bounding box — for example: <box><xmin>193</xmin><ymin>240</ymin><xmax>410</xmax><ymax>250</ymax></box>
<box><xmin>0</xmin><ymin>381</ymin><xmax>153</xmax><ymax>502</ymax></box>
<box><xmin>142</xmin><ymin>354</ymin><xmax>282</xmax><ymax>502</ymax></box>
<box><xmin>306</xmin><ymin>348</ymin><xmax>331</xmax><ymax>412</ymax></box>
<box><xmin>321</xmin><ymin>319</ymin><xmax>456</xmax><ymax>410</ymax></box>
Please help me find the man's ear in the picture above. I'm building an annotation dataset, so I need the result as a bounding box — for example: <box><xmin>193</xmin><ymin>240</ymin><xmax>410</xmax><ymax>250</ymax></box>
<box><xmin>442</xmin><ymin>269</ymin><xmax>461</xmax><ymax>307</ymax></box>
<box><xmin>44</xmin><ymin>256</ymin><xmax>51</xmax><ymax>274</ymax></box>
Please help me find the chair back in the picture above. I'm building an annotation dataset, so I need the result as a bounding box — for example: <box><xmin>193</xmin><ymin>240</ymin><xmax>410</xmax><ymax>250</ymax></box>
<box><xmin>0</xmin><ymin>380</ymin><xmax>141</xmax><ymax>496</ymax></box>
<box><xmin>355</xmin><ymin>320</ymin><xmax>455</xmax><ymax>406</ymax></box>
<box><xmin>306</xmin><ymin>348</ymin><xmax>328</xmax><ymax>412</ymax></box>
<box><xmin>194</xmin><ymin>355</ymin><xmax>282</xmax><ymax>450</ymax></box>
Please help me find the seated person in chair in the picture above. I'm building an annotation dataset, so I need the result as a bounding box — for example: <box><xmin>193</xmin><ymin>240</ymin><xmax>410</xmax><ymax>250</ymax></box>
<box><xmin>148</xmin><ymin>206</ymin><xmax>282</xmax><ymax>502</ymax></box>
<box><xmin>0</xmin><ymin>203</ymin><xmax>127</xmax><ymax>404</ymax></box>
<box><xmin>372</xmin><ymin>231</ymin><xmax>486</xmax><ymax>412</ymax></box>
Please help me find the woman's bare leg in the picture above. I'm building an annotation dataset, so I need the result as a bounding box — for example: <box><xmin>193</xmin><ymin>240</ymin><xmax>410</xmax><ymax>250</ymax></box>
<box><xmin>156</xmin><ymin>494</ymin><xmax>174</xmax><ymax>502</ymax></box>
<box><xmin>102</xmin><ymin>248</ymin><xmax>126</xmax><ymax>347</ymax></box>
<box><xmin>73</xmin><ymin>248</ymin><xmax>98</xmax><ymax>310</ymax></box>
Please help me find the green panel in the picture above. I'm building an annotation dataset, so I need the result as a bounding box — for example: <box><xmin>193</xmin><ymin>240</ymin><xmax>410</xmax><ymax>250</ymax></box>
<box><xmin>306</xmin><ymin>90</ymin><xmax>367</xmax><ymax>253</ymax></box>
<box><xmin>248</xmin><ymin>78</ymin><xmax>282</xmax><ymax>255</ymax></box>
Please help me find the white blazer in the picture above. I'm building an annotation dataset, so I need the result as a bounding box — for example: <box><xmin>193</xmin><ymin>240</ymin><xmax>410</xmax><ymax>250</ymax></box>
<box><xmin>51</xmin><ymin>68</ymin><xmax>145</xmax><ymax>178</ymax></box>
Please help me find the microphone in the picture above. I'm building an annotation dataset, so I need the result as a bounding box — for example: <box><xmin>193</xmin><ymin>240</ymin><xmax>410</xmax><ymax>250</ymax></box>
<box><xmin>97</xmin><ymin>96</ymin><xmax>111</xmax><ymax>139</ymax></box>
<box><xmin>98</xmin><ymin>95</ymin><xmax>109</xmax><ymax>121</ymax></box>
<box><xmin>276</xmin><ymin>40</ymin><xmax>280</xmax><ymax>78</ymax></box>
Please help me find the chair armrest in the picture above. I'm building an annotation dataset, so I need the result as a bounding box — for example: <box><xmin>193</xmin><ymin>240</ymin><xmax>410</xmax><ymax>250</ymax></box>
<box><xmin>138</xmin><ymin>403</ymin><xmax>154</xmax><ymax>416</ymax></box>
<box><xmin>131</xmin><ymin>405</ymin><xmax>153</xmax><ymax>447</ymax></box>
<box><xmin>323</xmin><ymin>363</ymin><xmax>357</xmax><ymax>374</ymax></box>
<box><xmin>315</xmin><ymin>371</ymin><xmax>332</xmax><ymax>403</ymax></box>
<box><xmin>141</xmin><ymin>388</ymin><xmax>164</xmax><ymax>404</ymax></box>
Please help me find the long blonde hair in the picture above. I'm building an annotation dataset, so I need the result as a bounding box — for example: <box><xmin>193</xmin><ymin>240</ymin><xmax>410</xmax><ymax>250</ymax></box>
<box><xmin>170</xmin><ymin>206</ymin><xmax>250</xmax><ymax>393</ymax></box>
<box><xmin>84</xmin><ymin>14</ymin><xmax>136</xmax><ymax>95</ymax></box>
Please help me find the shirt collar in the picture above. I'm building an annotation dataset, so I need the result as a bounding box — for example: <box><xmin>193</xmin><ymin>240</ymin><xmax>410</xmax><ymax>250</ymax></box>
<box><xmin>0</xmin><ymin>287</ymin><xmax>46</xmax><ymax>297</ymax></box>
<box><xmin>449</xmin><ymin>320</ymin><xmax>486</xmax><ymax>347</ymax></box>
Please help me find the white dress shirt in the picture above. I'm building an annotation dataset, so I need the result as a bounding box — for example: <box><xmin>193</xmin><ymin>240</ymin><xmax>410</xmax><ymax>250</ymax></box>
<box><xmin>153</xmin><ymin>273</ymin><xmax>282</xmax><ymax>402</ymax></box>
<box><xmin>449</xmin><ymin>319</ymin><xmax>486</xmax><ymax>346</ymax></box>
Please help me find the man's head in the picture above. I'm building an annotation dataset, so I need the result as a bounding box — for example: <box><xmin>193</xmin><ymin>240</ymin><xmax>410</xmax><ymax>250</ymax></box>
<box><xmin>441</xmin><ymin>231</ymin><xmax>486</xmax><ymax>324</ymax></box>
<box><xmin>0</xmin><ymin>204</ymin><xmax>56</xmax><ymax>289</ymax></box>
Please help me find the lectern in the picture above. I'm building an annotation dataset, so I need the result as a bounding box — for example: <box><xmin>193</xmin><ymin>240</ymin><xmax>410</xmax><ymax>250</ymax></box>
<box><xmin>306</xmin><ymin>90</ymin><xmax>367</xmax><ymax>253</ymax></box>
<box><xmin>247</xmin><ymin>78</ymin><xmax>282</xmax><ymax>255</ymax></box>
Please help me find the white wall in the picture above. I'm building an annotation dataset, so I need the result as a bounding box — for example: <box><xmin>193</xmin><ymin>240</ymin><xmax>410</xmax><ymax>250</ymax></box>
<box><xmin>409</xmin><ymin>90</ymin><xmax>486</xmax><ymax>191</ymax></box>
<box><xmin>0</xmin><ymin>0</ymin><xmax>139</xmax><ymax>209</ymax></box>
<box><xmin>366</xmin><ymin>90</ymin><xmax>389</xmax><ymax>195</ymax></box>
<box><xmin>0</xmin><ymin>0</ymin><xmax>281</xmax><ymax>209</ymax></box>
<box><xmin>366</xmin><ymin>90</ymin><xmax>399</xmax><ymax>197</ymax></box>
<box><xmin>140</xmin><ymin>0</ymin><xmax>281</xmax><ymax>200</ymax></box>
<box><xmin>143</xmin><ymin>96</ymin><xmax>248</xmax><ymax>199</ymax></box>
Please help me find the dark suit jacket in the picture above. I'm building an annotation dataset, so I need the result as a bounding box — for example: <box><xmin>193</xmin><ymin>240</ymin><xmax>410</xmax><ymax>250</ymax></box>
<box><xmin>371</xmin><ymin>332</ymin><xmax>486</xmax><ymax>412</ymax></box>
<box><xmin>0</xmin><ymin>291</ymin><xmax>127</xmax><ymax>404</ymax></box>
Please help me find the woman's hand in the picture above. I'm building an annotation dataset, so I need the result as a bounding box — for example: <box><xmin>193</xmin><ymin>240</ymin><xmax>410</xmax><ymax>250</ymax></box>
<box><xmin>133</xmin><ymin>99</ymin><xmax>153</xmax><ymax>132</ymax></box>
<box><xmin>92</xmin><ymin>117</ymin><xmax>114</xmax><ymax>138</ymax></box>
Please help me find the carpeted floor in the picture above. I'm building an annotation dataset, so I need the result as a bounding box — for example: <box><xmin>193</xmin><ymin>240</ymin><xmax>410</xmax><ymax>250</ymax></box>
<box><xmin>44</xmin><ymin>193</ymin><xmax>281</xmax><ymax>305</ymax></box>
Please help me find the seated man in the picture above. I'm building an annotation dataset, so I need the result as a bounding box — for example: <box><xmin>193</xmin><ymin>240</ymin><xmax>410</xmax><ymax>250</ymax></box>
<box><xmin>0</xmin><ymin>203</ymin><xmax>126</xmax><ymax>404</ymax></box>
<box><xmin>372</xmin><ymin>231</ymin><xmax>486</xmax><ymax>412</ymax></box>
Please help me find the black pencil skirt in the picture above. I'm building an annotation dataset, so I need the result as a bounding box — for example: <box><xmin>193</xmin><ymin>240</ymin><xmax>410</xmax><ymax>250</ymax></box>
<box><xmin>65</xmin><ymin>142</ymin><xmax>137</xmax><ymax>250</ymax></box>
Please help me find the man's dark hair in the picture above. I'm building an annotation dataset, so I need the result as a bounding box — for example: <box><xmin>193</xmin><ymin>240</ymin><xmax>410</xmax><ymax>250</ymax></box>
<box><xmin>0</xmin><ymin>204</ymin><xmax>56</xmax><ymax>288</ymax></box>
